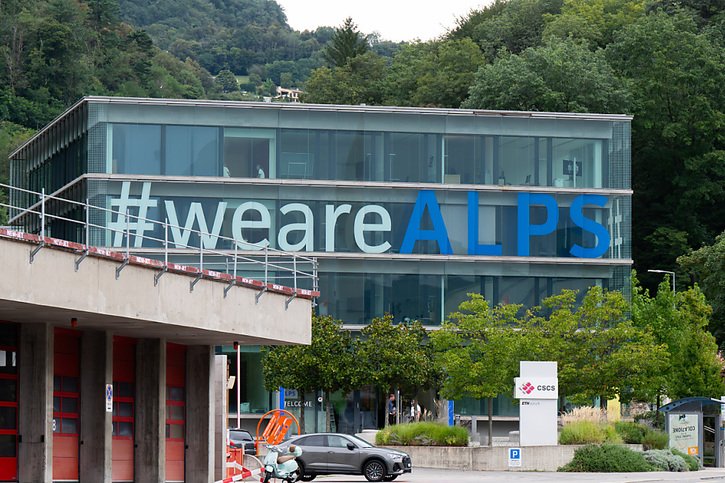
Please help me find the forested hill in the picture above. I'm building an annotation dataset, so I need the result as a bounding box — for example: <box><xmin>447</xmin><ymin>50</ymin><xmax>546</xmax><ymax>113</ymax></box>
<box><xmin>118</xmin><ymin>0</ymin><xmax>331</xmax><ymax>75</ymax></box>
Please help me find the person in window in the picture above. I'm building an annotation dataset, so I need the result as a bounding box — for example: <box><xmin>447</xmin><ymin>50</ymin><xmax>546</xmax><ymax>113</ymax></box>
<box><xmin>257</xmin><ymin>164</ymin><xmax>266</xmax><ymax>178</ymax></box>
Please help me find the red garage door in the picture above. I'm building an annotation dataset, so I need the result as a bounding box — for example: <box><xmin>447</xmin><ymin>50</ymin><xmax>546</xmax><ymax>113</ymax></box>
<box><xmin>112</xmin><ymin>337</ymin><xmax>136</xmax><ymax>482</ymax></box>
<box><xmin>0</xmin><ymin>323</ymin><xmax>18</xmax><ymax>482</ymax></box>
<box><xmin>165</xmin><ymin>344</ymin><xmax>185</xmax><ymax>482</ymax></box>
<box><xmin>53</xmin><ymin>329</ymin><xmax>80</xmax><ymax>482</ymax></box>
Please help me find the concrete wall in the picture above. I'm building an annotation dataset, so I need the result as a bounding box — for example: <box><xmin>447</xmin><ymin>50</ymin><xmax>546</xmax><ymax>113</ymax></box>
<box><xmin>186</xmin><ymin>346</ymin><xmax>214</xmax><ymax>483</ymax></box>
<box><xmin>386</xmin><ymin>444</ymin><xmax>643</xmax><ymax>472</ymax></box>
<box><xmin>0</xmin><ymin>237</ymin><xmax>311</xmax><ymax>346</ymax></box>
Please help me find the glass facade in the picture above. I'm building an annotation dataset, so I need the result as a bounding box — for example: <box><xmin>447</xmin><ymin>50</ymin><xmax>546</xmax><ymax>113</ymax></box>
<box><xmin>10</xmin><ymin>98</ymin><xmax>633</xmax><ymax>421</ymax></box>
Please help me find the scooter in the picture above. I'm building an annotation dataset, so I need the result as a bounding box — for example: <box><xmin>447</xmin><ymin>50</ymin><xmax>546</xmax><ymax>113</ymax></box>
<box><xmin>262</xmin><ymin>444</ymin><xmax>301</xmax><ymax>483</ymax></box>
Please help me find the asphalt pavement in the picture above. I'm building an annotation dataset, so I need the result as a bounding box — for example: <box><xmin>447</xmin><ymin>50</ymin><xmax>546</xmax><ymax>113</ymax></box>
<box><xmin>310</xmin><ymin>467</ymin><xmax>725</xmax><ymax>482</ymax></box>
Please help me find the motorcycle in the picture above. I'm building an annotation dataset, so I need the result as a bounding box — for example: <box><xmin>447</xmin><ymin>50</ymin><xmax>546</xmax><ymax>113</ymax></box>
<box><xmin>262</xmin><ymin>444</ymin><xmax>302</xmax><ymax>483</ymax></box>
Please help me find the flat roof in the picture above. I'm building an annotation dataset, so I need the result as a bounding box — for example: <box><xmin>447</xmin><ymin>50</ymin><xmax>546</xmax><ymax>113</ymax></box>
<box><xmin>10</xmin><ymin>96</ymin><xmax>633</xmax><ymax>159</ymax></box>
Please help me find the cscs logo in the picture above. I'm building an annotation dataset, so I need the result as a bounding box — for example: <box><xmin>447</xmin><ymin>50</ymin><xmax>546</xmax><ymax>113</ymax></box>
<box><xmin>514</xmin><ymin>377</ymin><xmax>558</xmax><ymax>400</ymax></box>
<box><xmin>519</xmin><ymin>382</ymin><xmax>535</xmax><ymax>395</ymax></box>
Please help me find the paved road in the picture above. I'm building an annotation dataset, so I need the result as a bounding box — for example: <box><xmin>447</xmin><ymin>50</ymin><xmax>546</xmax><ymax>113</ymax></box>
<box><xmin>308</xmin><ymin>467</ymin><xmax>725</xmax><ymax>482</ymax></box>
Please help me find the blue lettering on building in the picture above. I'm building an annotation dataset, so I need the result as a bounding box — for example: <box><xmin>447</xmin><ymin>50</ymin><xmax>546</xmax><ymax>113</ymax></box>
<box><xmin>401</xmin><ymin>190</ymin><xmax>611</xmax><ymax>258</ymax></box>
<box><xmin>400</xmin><ymin>190</ymin><xmax>453</xmax><ymax>255</ymax></box>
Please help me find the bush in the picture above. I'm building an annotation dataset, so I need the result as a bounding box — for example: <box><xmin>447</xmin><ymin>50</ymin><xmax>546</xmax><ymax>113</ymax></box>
<box><xmin>671</xmin><ymin>449</ymin><xmax>700</xmax><ymax>471</ymax></box>
<box><xmin>614</xmin><ymin>421</ymin><xmax>648</xmax><ymax>443</ymax></box>
<box><xmin>559</xmin><ymin>444</ymin><xmax>654</xmax><ymax>472</ymax></box>
<box><xmin>559</xmin><ymin>421</ymin><xmax>621</xmax><ymax>445</ymax></box>
<box><xmin>375</xmin><ymin>422</ymin><xmax>468</xmax><ymax>446</ymax></box>
<box><xmin>643</xmin><ymin>449</ymin><xmax>688</xmax><ymax>472</ymax></box>
<box><xmin>561</xmin><ymin>406</ymin><xmax>608</xmax><ymax>425</ymax></box>
<box><xmin>642</xmin><ymin>429</ymin><xmax>668</xmax><ymax>450</ymax></box>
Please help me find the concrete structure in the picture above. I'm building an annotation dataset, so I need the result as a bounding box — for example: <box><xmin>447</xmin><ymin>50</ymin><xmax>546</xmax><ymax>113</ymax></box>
<box><xmin>386</xmin><ymin>444</ymin><xmax>644</xmax><ymax>472</ymax></box>
<box><xmin>0</xmin><ymin>227</ymin><xmax>314</xmax><ymax>482</ymax></box>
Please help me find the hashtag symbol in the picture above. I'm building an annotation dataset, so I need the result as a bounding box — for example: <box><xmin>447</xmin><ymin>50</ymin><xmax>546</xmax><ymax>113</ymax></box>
<box><xmin>109</xmin><ymin>182</ymin><xmax>158</xmax><ymax>248</ymax></box>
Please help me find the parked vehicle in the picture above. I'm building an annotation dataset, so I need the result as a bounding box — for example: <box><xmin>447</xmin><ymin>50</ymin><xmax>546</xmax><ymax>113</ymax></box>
<box><xmin>262</xmin><ymin>444</ymin><xmax>302</xmax><ymax>483</ymax></box>
<box><xmin>280</xmin><ymin>433</ymin><xmax>412</xmax><ymax>482</ymax></box>
<box><xmin>228</xmin><ymin>428</ymin><xmax>256</xmax><ymax>455</ymax></box>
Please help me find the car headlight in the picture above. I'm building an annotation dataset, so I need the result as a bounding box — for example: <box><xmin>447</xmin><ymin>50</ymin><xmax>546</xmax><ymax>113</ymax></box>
<box><xmin>388</xmin><ymin>453</ymin><xmax>403</xmax><ymax>462</ymax></box>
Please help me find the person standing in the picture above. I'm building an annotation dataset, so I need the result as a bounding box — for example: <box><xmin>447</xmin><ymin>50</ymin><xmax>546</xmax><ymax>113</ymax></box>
<box><xmin>387</xmin><ymin>394</ymin><xmax>397</xmax><ymax>426</ymax></box>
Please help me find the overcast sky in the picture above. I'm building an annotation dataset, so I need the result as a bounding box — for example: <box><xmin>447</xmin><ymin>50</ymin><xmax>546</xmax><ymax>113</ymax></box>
<box><xmin>276</xmin><ymin>1</ymin><xmax>492</xmax><ymax>42</ymax></box>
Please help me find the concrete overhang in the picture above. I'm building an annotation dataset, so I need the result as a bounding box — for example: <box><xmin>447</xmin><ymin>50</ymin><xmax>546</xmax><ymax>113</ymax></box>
<box><xmin>1</xmin><ymin>232</ymin><xmax>312</xmax><ymax>346</ymax></box>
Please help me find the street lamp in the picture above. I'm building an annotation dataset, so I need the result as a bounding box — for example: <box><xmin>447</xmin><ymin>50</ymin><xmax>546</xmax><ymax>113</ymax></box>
<box><xmin>648</xmin><ymin>269</ymin><xmax>676</xmax><ymax>304</ymax></box>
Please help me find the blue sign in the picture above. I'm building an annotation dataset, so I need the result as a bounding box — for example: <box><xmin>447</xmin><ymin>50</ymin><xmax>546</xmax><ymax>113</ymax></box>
<box><xmin>508</xmin><ymin>447</ymin><xmax>522</xmax><ymax>467</ymax></box>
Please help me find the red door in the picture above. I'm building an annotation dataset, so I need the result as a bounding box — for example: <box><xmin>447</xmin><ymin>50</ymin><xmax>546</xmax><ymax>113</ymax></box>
<box><xmin>53</xmin><ymin>329</ymin><xmax>80</xmax><ymax>482</ymax></box>
<box><xmin>112</xmin><ymin>337</ymin><xmax>136</xmax><ymax>482</ymax></box>
<box><xmin>165</xmin><ymin>344</ymin><xmax>185</xmax><ymax>482</ymax></box>
<box><xmin>0</xmin><ymin>323</ymin><xmax>18</xmax><ymax>482</ymax></box>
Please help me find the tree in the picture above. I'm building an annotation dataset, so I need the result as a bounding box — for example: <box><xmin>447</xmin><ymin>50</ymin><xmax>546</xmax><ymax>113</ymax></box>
<box><xmin>303</xmin><ymin>52</ymin><xmax>386</xmax><ymax>105</ymax></box>
<box><xmin>449</xmin><ymin>0</ymin><xmax>563</xmax><ymax>62</ymax></box>
<box><xmin>678</xmin><ymin>232</ymin><xmax>725</xmax><ymax>348</ymax></box>
<box><xmin>321</xmin><ymin>17</ymin><xmax>369</xmax><ymax>68</ymax></box>
<box><xmin>262</xmin><ymin>315</ymin><xmax>356</xmax><ymax>432</ymax></box>
<box><xmin>384</xmin><ymin>39</ymin><xmax>483</xmax><ymax>108</ymax></box>
<box><xmin>543</xmin><ymin>0</ymin><xmax>646</xmax><ymax>47</ymax></box>
<box><xmin>430</xmin><ymin>294</ymin><xmax>524</xmax><ymax>445</ymax></box>
<box><xmin>606</xmin><ymin>13</ymin><xmax>725</xmax><ymax>287</ymax></box>
<box><xmin>356</xmin><ymin>315</ymin><xmax>435</xmax><ymax>423</ymax></box>
<box><xmin>214</xmin><ymin>69</ymin><xmax>239</xmax><ymax>93</ymax></box>
<box><xmin>463</xmin><ymin>38</ymin><xmax>631</xmax><ymax>113</ymax></box>
<box><xmin>632</xmin><ymin>273</ymin><xmax>725</xmax><ymax>399</ymax></box>
<box><xmin>524</xmin><ymin>286</ymin><xmax>668</xmax><ymax>406</ymax></box>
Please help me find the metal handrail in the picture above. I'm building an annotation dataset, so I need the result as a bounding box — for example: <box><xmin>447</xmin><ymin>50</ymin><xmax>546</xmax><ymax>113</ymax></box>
<box><xmin>0</xmin><ymin>183</ymin><xmax>318</xmax><ymax>291</ymax></box>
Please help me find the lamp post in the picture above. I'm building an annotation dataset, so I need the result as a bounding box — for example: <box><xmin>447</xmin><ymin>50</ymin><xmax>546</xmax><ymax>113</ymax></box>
<box><xmin>648</xmin><ymin>269</ymin><xmax>676</xmax><ymax>305</ymax></box>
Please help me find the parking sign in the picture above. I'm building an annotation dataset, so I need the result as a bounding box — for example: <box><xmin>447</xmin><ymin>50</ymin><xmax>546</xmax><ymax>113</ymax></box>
<box><xmin>508</xmin><ymin>447</ymin><xmax>522</xmax><ymax>467</ymax></box>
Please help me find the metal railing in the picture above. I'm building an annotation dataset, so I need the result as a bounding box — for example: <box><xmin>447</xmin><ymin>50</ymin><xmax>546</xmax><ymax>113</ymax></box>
<box><xmin>0</xmin><ymin>183</ymin><xmax>318</xmax><ymax>298</ymax></box>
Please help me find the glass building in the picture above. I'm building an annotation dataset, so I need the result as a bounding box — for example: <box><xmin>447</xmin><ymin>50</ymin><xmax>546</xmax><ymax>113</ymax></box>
<box><xmin>10</xmin><ymin>97</ymin><xmax>632</xmax><ymax>432</ymax></box>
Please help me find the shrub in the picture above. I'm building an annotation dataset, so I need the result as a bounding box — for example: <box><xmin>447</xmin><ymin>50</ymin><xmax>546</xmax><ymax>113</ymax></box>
<box><xmin>561</xmin><ymin>406</ymin><xmax>608</xmax><ymax>425</ymax></box>
<box><xmin>614</xmin><ymin>421</ymin><xmax>648</xmax><ymax>443</ymax></box>
<box><xmin>560</xmin><ymin>421</ymin><xmax>606</xmax><ymax>444</ymax></box>
<box><xmin>559</xmin><ymin>421</ymin><xmax>621</xmax><ymax>445</ymax></box>
<box><xmin>671</xmin><ymin>449</ymin><xmax>700</xmax><ymax>471</ymax></box>
<box><xmin>559</xmin><ymin>444</ymin><xmax>654</xmax><ymax>472</ymax></box>
<box><xmin>634</xmin><ymin>410</ymin><xmax>665</xmax><ymax>429</ymax></box>
<box><xmin>642</xmin><ymin>429</ymin><xmax>668</xmax><ymax>450</ymax></box>
<box><xmin>643</xmin><ymin>449</ymin><xmax>688</xmax><ymax>472</ymax></box>
<box><xmin>375</xmin><ymin>422</ymin><xmax>468</xmax><ymax>446</ymax></box>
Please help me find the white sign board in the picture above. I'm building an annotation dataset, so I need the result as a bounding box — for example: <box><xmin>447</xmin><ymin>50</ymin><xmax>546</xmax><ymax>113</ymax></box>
<box><xmin>105</xmin><ymin>384</ymin><xmax>113</xmax><ymax>413</ymax></box>
<box><xmin>515</xmin><ymin>361</ymin><xmax>558</xmax><ymax>446</ymax></box>
<box><xmin>669</xmin><ymin>413</ymin><xmax>699</xmax><ymax>456</ymax></box>
<box><xmin>508</xmin><ymin>447</ymin><xmax>522</xmax><ymax>467</ymax></box>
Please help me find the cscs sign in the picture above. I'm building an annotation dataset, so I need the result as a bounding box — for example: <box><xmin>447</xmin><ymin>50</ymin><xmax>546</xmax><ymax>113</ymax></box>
<box><xmin>514</xmin><ymin>377</ymin><xmax>558</xmax><ymax>400</ymax></box>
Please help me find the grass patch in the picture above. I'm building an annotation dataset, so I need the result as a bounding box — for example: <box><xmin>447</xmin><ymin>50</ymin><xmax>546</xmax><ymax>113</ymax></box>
<box><xmin>375</xmin><ymin>422</ymin><xmax>468</xmax><ymax>446</ymax></box>
<box><xmin>559</xmin><ymin>420</ymin><xmax>622</xmax><ymax>445</ymax></box>
<box><xmin>559</xmin><ymin>444</ymin><xmax>654</xmax><ymax>472</ymax></box>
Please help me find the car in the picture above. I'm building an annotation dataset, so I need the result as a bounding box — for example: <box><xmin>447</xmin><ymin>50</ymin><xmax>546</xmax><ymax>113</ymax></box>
<box><xmin>228</xmin><ymin>428</ymin><xmax>256</xmax><ymax>455</ymax></box>
<box><xmin>280</xmin><ymin>432</ymin><xmax>412</xmax><ymax>482</ymax></box>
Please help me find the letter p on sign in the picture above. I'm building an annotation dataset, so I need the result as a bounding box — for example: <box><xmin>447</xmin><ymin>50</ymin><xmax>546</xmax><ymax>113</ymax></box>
<box><xmin>508</xmin><ymin>448</ymin><xmax>522</xmax><ymax>467</ymax></box>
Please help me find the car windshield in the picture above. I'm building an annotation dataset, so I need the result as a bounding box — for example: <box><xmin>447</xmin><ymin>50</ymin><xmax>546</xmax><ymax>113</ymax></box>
<box><xmin>346</xmin><ymin>434</ymin><xmax>374</xmax><ymax>448</ymax></box>
<box><xmin>230</xmin><ymin>430</ymin><xmax>252</xmax><ymax>441</ymax></box>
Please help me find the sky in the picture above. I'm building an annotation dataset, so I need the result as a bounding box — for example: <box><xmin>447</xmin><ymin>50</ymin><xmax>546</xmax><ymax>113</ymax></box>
<box><xmin>275</xmin><ymin>1</ymin><xmax>492</xmax><ymax>42</ymax></box>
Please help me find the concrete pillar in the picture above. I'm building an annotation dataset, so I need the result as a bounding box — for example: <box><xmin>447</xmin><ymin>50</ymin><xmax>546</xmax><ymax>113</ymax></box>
<box><xmin>213</xmin><ymin>355</ymin><xmax>228</xmax><ymax>481</ymax></box>
<box><xmin>18</xmin><ymin>323</ymin><xmax>53</xmax><ymax>483</ymax></box>
<box><xmin>186</xmin><ymin>346</ymin><xmax>214</xmax><ymax>483</ymax></box>
<box><xmin>135</xmin><ymin>339</ymin><xmax>165</xmax><ymax>483</ymax></box>
<box><xmin>80</xmin><ymin>331</ymin><xmax>112</xmax><ymax>482</ymax></box>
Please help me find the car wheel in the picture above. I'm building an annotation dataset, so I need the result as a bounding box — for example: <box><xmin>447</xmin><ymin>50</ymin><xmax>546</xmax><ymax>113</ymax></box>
<box><xmin>363</xmin><ymin>459</ymin><xmax>386</xmax><ymax>482</ymax></box>
<box><xmin>383</xmin><ymin>476</ymin><xmax>398</xmax><ymax>482</ymax></box>
<box><xmin>297</xmin><ymin>462</ymin><xmax>316</xmax><ymax>481</ymax></box>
